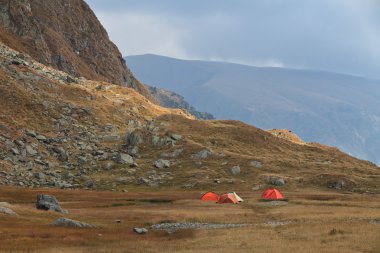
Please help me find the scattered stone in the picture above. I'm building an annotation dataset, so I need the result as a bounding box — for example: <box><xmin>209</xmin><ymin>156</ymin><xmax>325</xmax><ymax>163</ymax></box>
<box><xmin>263</xmin><ymin>220</ymin><xmax>292</xmax><ymax>228</ymax></box>
<box><xmin>160</xmin><ymin>149</ymin><xmax>183</xmax><ymax>158</ymax></box>
<box><xmin>36</xmin><ymin>135</ymin><xmax>47</xmax><ymax>141</ymax></box>
<box><xmin>115</xmin><ymin>153</ymin><xmax>134</xmax><ymax>164</ymax></box>
<box><xmin>116</xmin><ymin>177</ymin><xmax>134</xmax><ymax>183</ymax></box>
<box><xmin>11</xmin><ymin>148</ymin><xmax>20</xmax><ymax>155</ymax></box>
<box><xmin>34</xmin><ymin>159</ymin><xmax>45</xmax><ymax>165</ymax></box>
<box><xmin>269</xmin><ymin>176</ymin><xmax>285</xmax><ymax>186</ymax></box>
<box><xmin>25</xmin><ymin>145</ymin><xmax>38</xmax><ymax>156</ymax></box>
<box><xmin>137</xmin><ymin>177</ymin><xmax>150</xmax><ymax>185</ymax></box>
<box><xmin>84</xmin><ymin>180</ymin><xmax>94</xmax><ymax>188</ymax></box>
<box><xmin>332</xmin><ymin>180</ymin><xmax>345</xmax><ymax>190</ymax></box>
<box><xmin>192</xmin><ymin>149</ymin><xmax>212</xmax><ymax>159</ymax></box>
<box><xmin>170</xmin><ymin>134</ymin><xmax>182</xmax><ymax>141</ymax></box>
<box><xmin>104</xmin><ymin>162</ymin><xmax>114</xmax><ymax>170</ymax></box>
<box><xmin>114</xmin><ymin>220</ymin><xmax>123</xmax><ymax>223</ymax></box>
<box><xmin>250</xmin><ymin>161</ymin><xmax>263</xmax><ymax>168</ymax></box>
<box><xmin>53</xmin><ymin>147</ymin><xmax>69</xmax><ymax>162</ymax></box>
<box><xmin>214</xmin><ymin>178</ymin><xmax>221</xmax><ymax>184</ymax></box>
<box><xmin>14</xmin><ymin>140</ymin><xmax>25</xmax><ymax>147</ymax></box>
<box><xmin>36</xmin><ymin>194</ymin><xmax>67</xmax><ymax>213</ymax></box>
<box><xmin>130</xmin><ymin>162</ymin><xmax>138</xmax><ymax>168</ymax></box>
<box><xmin>26</xmin><ymin>129</ymin><xmax>37</xmax><ymax>137</ymax></box>
<box><xmin>0</xmin><ymin>206</ymin><xmax>18</xmax><ymax>216</ymax></box>
<box><xmin>151</xmin><ymin>222</ymin><xmax>248</xmax><ymax>233</ymax></box>
<box><xmin>125</xmin><ymin>131</ymin><xmax>142</xmax><ymax>147</ymax></box>
<box><xmin>230</xmin><ymin>166</ymin><xmax>241</xmax><ymax>175</ymax></box>
<box><xmin>101</xmin><ymin>134</ymin><xmax>120</xmax><ymax>142</ymax></box>
<box><xmin>34</xmin><ymin>172</ymin><xmax>45</xmax><ymax>180</ymax></box>
<box><xmin>128</xmin><ymin>146</ymin><xmax>139</xmax><ymax>157</ymax></box>
<box><xmin>77</xmin><ymin>156</ymin><xmax>87</xmax><ymax>164</ymax></box>
<box><xmin>154</xmin><ymin>159</ymin><xmax>170</xmax><ymax>169</ymax></box>
<box><xmin>133</xmin><ymin>227</ymin><xmax>148</xmax><ymax>234</ymax></box>
<box><xmin>152</xmin><ymin>135</ymin><xmax>161</xmax><ymax>146</ymax></box>
<box><xmin>52</xmin><ymin>218</ymin><xmax>96</xmax><ymax>228</ymax></box>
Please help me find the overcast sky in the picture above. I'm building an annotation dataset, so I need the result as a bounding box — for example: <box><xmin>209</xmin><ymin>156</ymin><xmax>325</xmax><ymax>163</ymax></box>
<box><xmin>85</xmin><ymin>0</ymin><xmax>380</xmax><ymax>79</ymax></box>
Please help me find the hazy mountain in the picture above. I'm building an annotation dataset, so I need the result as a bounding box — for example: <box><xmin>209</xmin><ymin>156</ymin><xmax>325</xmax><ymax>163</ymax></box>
<box><xmin>126</xmin><ymin>54</ymin><xmax>380</xmax><ymax>164</ymax></box>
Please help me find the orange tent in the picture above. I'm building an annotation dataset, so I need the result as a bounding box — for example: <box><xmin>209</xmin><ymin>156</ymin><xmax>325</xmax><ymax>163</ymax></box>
<box><xmin>262</xmin><ymin>188</ymin><xmax>284</xmax><ymax>200</ymax></box>
<box><xmin>201</xmin><ymin>192</ymin><xmax>220</xmax><ymax>201</ymax></box>
<box><xmin>217</xmin><ymin>193</ymin><xmax>239</xmax><ymax>204</ymax></box>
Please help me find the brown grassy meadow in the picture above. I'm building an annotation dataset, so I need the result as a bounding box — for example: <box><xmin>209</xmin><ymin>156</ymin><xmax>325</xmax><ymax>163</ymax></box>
<box><xmin>0</xmin><ymin>186</ymin><xmax>379</xmax><ymax>253</ymax></box>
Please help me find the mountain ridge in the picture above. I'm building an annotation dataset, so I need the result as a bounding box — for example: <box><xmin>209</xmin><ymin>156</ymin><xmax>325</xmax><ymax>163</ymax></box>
<box><xmin>128</xmin><ymin>53</ymin><xmax>380</xmax><ymax>81</ymax></box>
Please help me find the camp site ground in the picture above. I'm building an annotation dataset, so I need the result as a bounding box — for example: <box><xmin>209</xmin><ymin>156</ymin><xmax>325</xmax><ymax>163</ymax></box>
<box><xmin>0</xmin><ymin>186</ymin><xmax>379</xmax><ymax>253</ymax></box>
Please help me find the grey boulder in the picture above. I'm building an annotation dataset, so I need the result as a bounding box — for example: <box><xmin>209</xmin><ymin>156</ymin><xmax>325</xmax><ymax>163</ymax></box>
<box><xmin>270</xmin><ymin>177</ymin><xmax>285</xmax><ymax>186</ymax></box>
<box><xmin>36</xmin><ymin>194</ymin><xmax>67</xmax><ymax>213</ymax></box>
<box><xmin>115</xmin><ymin>153</ymin><xmax>134</xmax><ymax>164</ymax></box>
<box><xmin>125</xmin><ymin>131</ymin><xmax>143</xmax><ymax>147</ymax></box>
<box><xmin>25</xmin><ymin>145</ymin><xmax>38</xmax><ymax>156</ymax></box>
<box><xmin>230</xmin><ymin>166</ymin><xmax>241</xmax><ymax>175</ymax></box>
<box><xmin>154</xmin><ymin>159</ymin><xmax>170</xmax><ymax>169</ymax></box>
<box><xmin>192</xmin><ymin>149</ymin><xmax>212</xmax><ymax>159</ymax></box>
<box><xmin>133</xmin><ymin>227</ymin><xmax>148</xmax><ymax>234</ymax></box>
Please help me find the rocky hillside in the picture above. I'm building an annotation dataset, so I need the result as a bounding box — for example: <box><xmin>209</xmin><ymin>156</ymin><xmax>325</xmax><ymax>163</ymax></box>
<box><xmin>126</xmin><ymin>54</ymin><xmax>380</xmax><ymax>164</ymax></box>
<box><xmin>0</xmin><ymin>0</ymin><xmax>151</xmax><ymax>98</ymax></box>
<box><xmin>0</xmin><ymin>42</ymin><xmax>379</xmax><ymax>193</ymax></box>
<box><xmin>0</xmin><ymin>41</ymin><xmax>191</xmax><ymax>189</ymax></box>
<box><xmin>148</xmin><ymin>86</ymin><xmax>215</xmax><ymax>120</ymax></box>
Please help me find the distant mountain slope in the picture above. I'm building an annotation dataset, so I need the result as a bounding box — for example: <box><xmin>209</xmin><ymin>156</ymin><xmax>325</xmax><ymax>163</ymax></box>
<box><xmin>0</xmin><ymin>0</ymin><xmax>150</xmax><ymax>98</ymax></box>
<box><xmin>148</xmin><ymin>86</ymin><xmax>214</xmax><ymax>120</ymax></box>
<box><xmin>126</xmin><ymin>54</ymin><xmax>380</xmax><ymax>164</ymax></box>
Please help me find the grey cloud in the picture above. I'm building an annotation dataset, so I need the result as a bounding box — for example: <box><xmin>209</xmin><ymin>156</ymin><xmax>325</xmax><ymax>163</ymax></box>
<box><xmin>85</xmin><ymin>0</ymin><xmax>380</xmax><ymax>79</ymax></box>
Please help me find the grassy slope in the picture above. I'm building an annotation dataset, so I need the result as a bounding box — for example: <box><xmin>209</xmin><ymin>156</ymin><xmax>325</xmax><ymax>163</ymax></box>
<box><xmin>0</xmin><ymin>42</ymin><xmax>379</xmax><ymax>193</ymax></box>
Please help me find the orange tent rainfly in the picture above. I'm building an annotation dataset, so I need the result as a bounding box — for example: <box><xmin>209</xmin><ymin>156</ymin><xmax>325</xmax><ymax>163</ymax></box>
<box><xmin>262</xmin><ymin>188</ymin><xmax>284</xmax><ymax>200</ymax></box>
<box><xmin>201</xmin><ymin>192</ymin><xmax>220</xmax><ymax>202</ymax></box>
<box><xmin>217</xmin><ymin>193</ymin><xmax>239</xmax><ymax>204</ymax></box>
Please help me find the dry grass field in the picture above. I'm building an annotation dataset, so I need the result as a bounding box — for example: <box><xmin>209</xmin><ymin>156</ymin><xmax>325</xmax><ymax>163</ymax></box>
<box><xmin>0</xmin><ymin>186</ymin><xmax>379</xmax><ymax>253</ymax></box>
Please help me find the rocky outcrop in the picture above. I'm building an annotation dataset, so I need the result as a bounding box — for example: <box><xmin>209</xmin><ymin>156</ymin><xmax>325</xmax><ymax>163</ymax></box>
<box><xmin>52</xmin><ymin>217</ymin><xmax>96</xmax><ymax>228</ymax></box>
<box><xmin>0</xmin><ymin>0</ymin><xmax>151</xmax><ymax>98</ymax></box>
<box><xmin>0</xmin><ymin>202</ymin><xmax>17</xmax><ymax>216</ymax></box>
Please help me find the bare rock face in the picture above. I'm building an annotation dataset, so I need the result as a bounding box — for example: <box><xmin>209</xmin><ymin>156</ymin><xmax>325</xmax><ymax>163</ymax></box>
<box><xmin>0</xmin><ymin>0</ymin><xmax>151</xmax><ymax>98</ymax></box>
